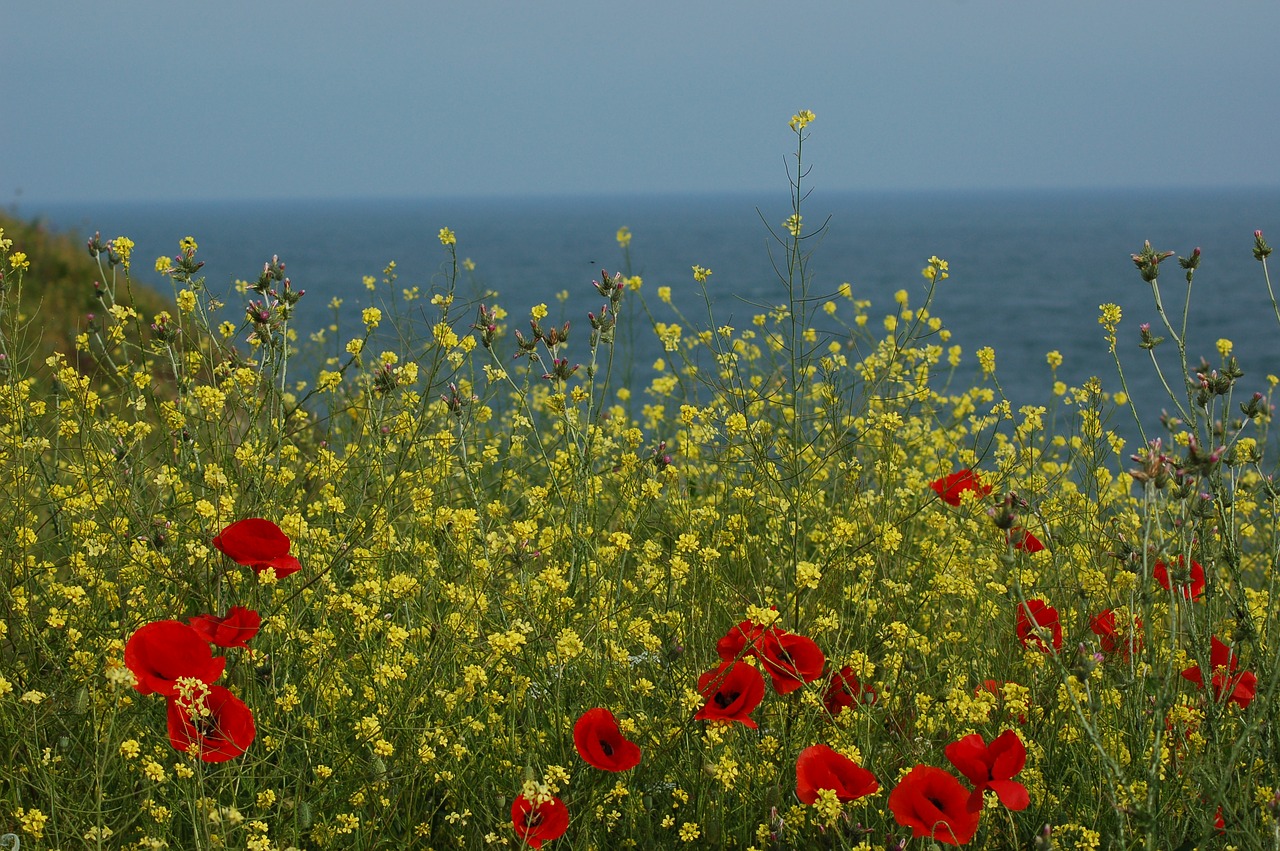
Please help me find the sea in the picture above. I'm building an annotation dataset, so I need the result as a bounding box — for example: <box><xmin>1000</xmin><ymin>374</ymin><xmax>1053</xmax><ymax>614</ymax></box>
<box><xmin>22</xmin><ymin>188</ymin><xmax>1280</xmax><ymax>448</ymax></box>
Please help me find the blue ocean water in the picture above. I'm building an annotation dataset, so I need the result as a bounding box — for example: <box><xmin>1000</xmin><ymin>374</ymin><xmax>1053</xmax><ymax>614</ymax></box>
<box><xmin>24</xmin><ymin>188</ymin><xmax>1280</xmax><ymax>437</ymax></box>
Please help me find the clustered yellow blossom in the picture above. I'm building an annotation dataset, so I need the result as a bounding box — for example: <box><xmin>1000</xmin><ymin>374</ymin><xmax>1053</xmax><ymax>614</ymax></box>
<box><xmin>921</xmin><ymin>255</ymin><xmax>950</xmax><ymax>282</ymax></box>
<box><xmin>111</xmin><ymin>235</ymin><xmax>135</xmax><ymax>270</ymax></box>
<box><xmin>789</xmin><ymin>109</ymin><xmax>816</xmax><ymax>131</ymax></box>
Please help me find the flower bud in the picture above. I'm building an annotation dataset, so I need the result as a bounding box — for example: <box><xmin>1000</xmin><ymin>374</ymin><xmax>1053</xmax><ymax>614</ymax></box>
<box><xmin>1254</xmin><ymin>230</ymin><xmax>1272</xmax><ymax>261</ymax></box>
<box><xmin>1240</xmin><ymin>392</ymin><xmax>1267</xmax><ymax>420</ymax></box>
<box><xmin>1131</xmin><ymin>240</ymin><xmax>1176</xmax><ymax>283</ymax></box>
<box><xmin>1138</xmin><ymin>323</ymin><xmax>1164</xmax><ymax>350</ymax></box>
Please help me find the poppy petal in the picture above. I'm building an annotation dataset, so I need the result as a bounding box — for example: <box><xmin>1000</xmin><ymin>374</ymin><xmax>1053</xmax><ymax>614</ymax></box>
<box><xmin>987</xmin><ymin>779</ymin><xmax>1030</xmax><ymax>811</ymax></box>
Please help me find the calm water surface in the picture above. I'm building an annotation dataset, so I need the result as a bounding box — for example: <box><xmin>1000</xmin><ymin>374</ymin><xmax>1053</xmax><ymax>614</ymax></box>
<box><xmin>25</xmin><ymin>188</ymin><xmax>1280</xmax><ymax>441</ymax></box>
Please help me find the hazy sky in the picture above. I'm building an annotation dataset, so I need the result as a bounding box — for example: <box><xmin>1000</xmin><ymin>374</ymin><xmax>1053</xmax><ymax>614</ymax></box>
<box><xmin>6</xmin><ymin>1</ymin><xmax>1279</xmax><ymax>203</ymax></box>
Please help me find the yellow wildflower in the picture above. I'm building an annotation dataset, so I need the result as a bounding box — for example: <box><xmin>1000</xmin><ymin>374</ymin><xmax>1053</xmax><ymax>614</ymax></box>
<box><xmin>789</xmin><ymin>109</ymin><xmax>816</xmax><ymax>131</ymax></box>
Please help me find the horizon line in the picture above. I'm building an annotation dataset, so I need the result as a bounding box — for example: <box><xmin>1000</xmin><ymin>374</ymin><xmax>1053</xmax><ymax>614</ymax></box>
<box><xmin>11</xmin><ymin>182</ymin><xmax>1280</xmax><ymax>211</ymax></box>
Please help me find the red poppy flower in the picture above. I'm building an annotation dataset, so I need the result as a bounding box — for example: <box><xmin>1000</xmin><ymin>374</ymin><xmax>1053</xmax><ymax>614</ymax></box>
<box><xmin>124</xmin><ymin>620</ymin><xmax>227</xmax><ymax>697</ymax></box>
<box><xmin>757</xmin><ymin>630</ymin><xmax>826</xmax><ymax>694</ymax></box>
<box><xmin>824</xmin><ymin>666</ymin><xmax>878</xmax><ymax>716</ymax></box>
<box><xmin>573</xmin><ymin>708</ymin><xmax>642</xmax><ymax>772</ymax></box>
<box><xmin>944</xmin><ymin>729</ymin><xmax>1029</xmax><ymax>812</ymax></box>
<box><xmin>888</xmin><ymin>764</ymin><xmax>982</xmax><ymax>846</ymax></box>
<box><xmin>188</xmin><ymin>606</ymin><xmax>262</xmax><ymax>649</ymax></box>
<box><xmin>695</xmin><ymin>660</ymin><xmax>766</xmax><ymax>728</ymax></box>
<box><xmin>795</xmin><ymin>744</ymin><xmax>879</xmax><ymax>805</ymax></box>
<box><xmin>715</xmin><ymin>619</ymin><xmax>775</xmax><ymax>661</ymax></box>
<box><xmin>166</xmin><ymin>684</ymin><xmax>256</xmax><ymax>762</ymax></box>
<box><xmin>1089</xmin><ymin>609</ymin><xmax>1142</xmax><ymax>660</ymax></box>
<box><xmin>1009</xmin><ymin>527</ymin><xmax>1045</xmax><ymax>553</ymax></box>
<box><xmin>931</xmin><ymin>469</ymin><xmax>992</xmax><ymax>507</ymax></box>
<box><xmin>1181</xmin><ymin>635</ymin><xmax>1257</xmax><ymax>709</ymax></box>
<box><xmin>1015</xmin><ymin>599</ymin><xmax>1062</xmax><ymax>653</ymax></box>
<box><xmin>976</xmin><ymin>680</ymin><xmax>1026</xmax><ymax>726</ymax></box>
<box><xmin>1153</xmin><ymin>556</ymin><xmax>1205</xmax><ymax>601</ymax></box>
<box><xmin>511</xmin><ymin>794</ymin><xmax>569</xmax><ymax>849</ymax></box>
<box><xmin>977</xmin><ymin>679</ymin><xmax>1002</xmax><ymax>698</ymax></box>
<box><xmin>213</xmin><ymin>518</ymin><xmax>302</xmax><ymax>578</ymax></box>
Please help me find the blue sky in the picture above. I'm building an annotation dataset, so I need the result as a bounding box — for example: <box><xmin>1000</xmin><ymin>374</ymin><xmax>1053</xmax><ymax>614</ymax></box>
<box><xmin>5</xmin><ymin>1</ymin><xmax>1278</xmax><ymax>203</ymax></box>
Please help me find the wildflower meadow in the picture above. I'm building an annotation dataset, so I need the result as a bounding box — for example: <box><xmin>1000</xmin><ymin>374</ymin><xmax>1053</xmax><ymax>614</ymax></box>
<box><xmin>2</xmin><ymin>112</ymin><xmax>1279</xmax><ymax>850</ymax></box>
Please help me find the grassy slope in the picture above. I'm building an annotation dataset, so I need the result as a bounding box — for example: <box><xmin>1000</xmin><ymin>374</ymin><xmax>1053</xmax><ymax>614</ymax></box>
<box><xmin>1</xmin><ymin>210</ymin><xmax>176</xmax><ymax>376</ymax></box>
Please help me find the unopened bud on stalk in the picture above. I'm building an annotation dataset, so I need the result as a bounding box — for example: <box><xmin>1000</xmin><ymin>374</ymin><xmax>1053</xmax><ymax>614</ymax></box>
<box><xmin>1138</xmin><ymin>323</ymin><xmax>1164</xmax><ymax>350</ymax></box>
<box><xmin>1074</xmin><ymin>643</ymin><xmax>1102</xmax><ymax>676</ymax></box>
<box><xmin>1177</xmin><ymin>247</ymin><xmax>1201</xmax><ymax>284</ymax></box>
<box><xmin>512</xmin><ymin>329</ymin><xmax>538</xmax><ymax>358</ymax></box>
<box><xmin>1241</xmin><ymin>392</ymin><xmax>1267</xmax><ymax>420</ymax></box>
<box><xmin>1129</xmin><ymin>438</ymin><xmax>1173</xmax><ymax>488</ymax></box>
<box><xmin>1131</xmin><ymin>240</ymin><xmax>1176</xmax><ymax>282</ymax></box>
<box><xmin>441</xmin><ymin>382</ymin><xmax>476</xmax><ymax>417</ymax></box>
<box><xmin>543</xmin><ymin>322</ymin><xmax>570</xmax><ymax>347</ymax></box>
<box><xmin>650</xmin><ymin>440</ymin><xmax>674</xmax><ymax>471</ymax></box>
<box><xmin>151</xmin><ymin>314</ymin><xmax>179</xmax><ymax>343</ymax></box>
<box><xmin>1183</xmin><ymin>491</ymin><xmax>1216</xmax><ymax>521</ymax></box>
<box><xmin>541</xmin><ymin>358</ymin><xmax>578</xmax><ymax>381</ymax></box>
<box><xmin>1254</xmin><ymin>230</ymin><xmax>1272</xmax><ymax>261</ymax></box>
<box><xmin>472</xmin><ymin>305</ymin><xmax>498</xmax><ymax>348</ymax></box>
<box><xmin>988</xmin><ymin>493</ymin><xmax>1019</xmax><ymax>530</ymax></box>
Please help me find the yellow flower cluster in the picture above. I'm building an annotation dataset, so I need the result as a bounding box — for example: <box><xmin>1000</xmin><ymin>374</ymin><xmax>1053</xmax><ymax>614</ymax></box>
<box><xmin>789</xmin><ymin>109</ymin><xmax>816</xmax><ymax>131</ymax></box>
<box><xmin>921</xmin><ymin>255</ymin><xmax>950</xmax><ymax>282</ymax></box>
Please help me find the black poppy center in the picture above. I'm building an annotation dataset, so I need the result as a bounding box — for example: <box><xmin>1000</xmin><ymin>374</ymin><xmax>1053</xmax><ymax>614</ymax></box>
<box><xmin>714</xmin><ymin>690</ymin><xmax>740</xmax><ymax>708</ymax></box>
<box><xmin>188</xmin><ymin>712</ymin><xmax>221</xmax><ymax>740</ymax></box>
<box><xmin>525</xmin><ymin>812</ymin><xmax>543</xmax><ymax>828</ymax></box>
<box><xmin>600</xmin><ymin>739</ymin><xmax>614</xmax><ymax>756</ymax></box>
